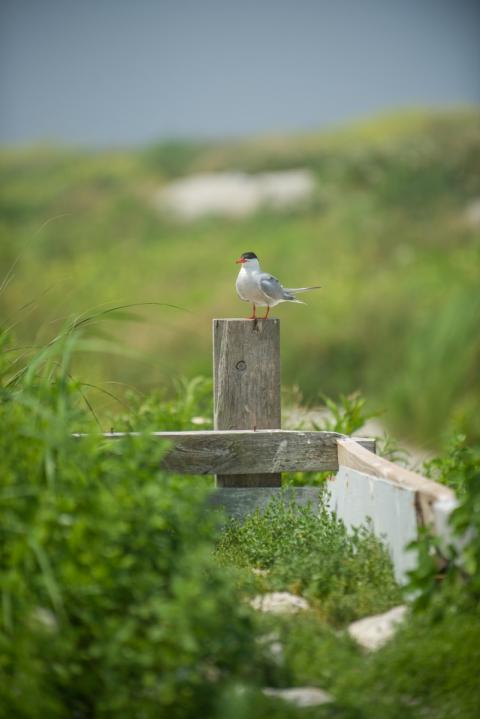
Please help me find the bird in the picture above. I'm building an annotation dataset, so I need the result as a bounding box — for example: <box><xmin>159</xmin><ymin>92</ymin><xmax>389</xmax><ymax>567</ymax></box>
<box><xmin>235</xmin><ymin>251</ymin><xmax>321</xmax><ymax>320</ymax></box>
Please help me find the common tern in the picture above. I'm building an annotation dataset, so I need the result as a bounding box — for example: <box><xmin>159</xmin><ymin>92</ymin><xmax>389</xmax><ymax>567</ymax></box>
<box><xmin>235</xmin><ymin>251</ymin><xmax>321</xmax><ymax>319</ymax></box>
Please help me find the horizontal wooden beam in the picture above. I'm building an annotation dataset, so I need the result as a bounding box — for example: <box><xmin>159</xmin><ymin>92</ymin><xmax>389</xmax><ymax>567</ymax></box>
<box><xmin>74</xmin><ymin>430</ymin><xmax>375</xmax><ymax>475</ymax></box>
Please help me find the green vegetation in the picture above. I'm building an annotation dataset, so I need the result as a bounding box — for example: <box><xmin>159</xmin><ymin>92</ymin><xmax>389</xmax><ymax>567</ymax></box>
<box><xmin>0</xmin><ymin>331</ymin><xmax>253</xmax><ymax>717</ymax></box>
<box><xmin>327</xmin><ymin>434</ymin><xmax>480</xmax><ymax>719</ymax></box>
<box><xmin>1</xmin><ymin>109</ymin><xmax>480</xmax><ymax>716</ymax></box>
<box><xmin>0</xmin><ymin>328</ymin><xmax>397</xmax><ymax>717</ymax></box>
<box><xmin>218</xmin><ymin>434</ymin><xmax>480</xmax><ymax>719</ymax></box>
<box><xmin>1</xmin><ymin>327</ymin><xmax>480</xmax><ymax>717</ymax></box>
<box><xmin>408</xmin><ymin>434</ymin><xmax>480</xmax><ymax>611</ymax></box>
<box><xmin>217</xmin><ymin>495</ymin><xmax>400</xmax><ymax>626</ymax></box>
<box><xmin>1</xmin><ymin>108</ymin><xmax>480</xmax><ymax>445</ymax></box>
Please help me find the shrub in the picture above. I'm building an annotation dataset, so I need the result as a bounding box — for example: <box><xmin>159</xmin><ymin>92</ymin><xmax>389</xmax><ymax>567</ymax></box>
<box><xmin>407</xmin><ymin>435</ymin><xmax>480</xmax><ymax>611</ymax></box>
<box><xmin>0</xmin><ymin>332</ymin><xmax>256</xmax><ymax>718</ymax></box>
<box><xmin>333</xmin><ymin>606</ymin><xmax>480</xmax><ymax>719</ymax></box>
<box><xmin>217</xmin><ymin>493</ymin><xmax>401</xmax><ymax>626</ymax></box>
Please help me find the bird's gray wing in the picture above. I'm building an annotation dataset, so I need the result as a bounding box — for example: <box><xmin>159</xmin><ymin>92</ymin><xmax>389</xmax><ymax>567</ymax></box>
<box><xmin>259</xmin><ymin>273</ymin><xmax>294</xmax><ymax>301</ymax></box>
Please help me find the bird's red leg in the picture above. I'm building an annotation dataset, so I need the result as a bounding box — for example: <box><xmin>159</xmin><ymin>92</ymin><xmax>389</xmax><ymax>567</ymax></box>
<box><xmin>248</xmin><ymin>304</ymin><xmax>256</xmax><ymax>320</ymax></box>
<box><xmin>262</xmin><ymin>306</ymin><xmax>270</xmax><ymax>319</ymax></box>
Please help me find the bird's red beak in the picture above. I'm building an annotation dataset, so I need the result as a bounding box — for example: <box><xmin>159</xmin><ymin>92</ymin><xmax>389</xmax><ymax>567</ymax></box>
<box><xmin>235</xmin><ymin>257</ymin><xmax>247</xmax><ymax>264</ymax></box>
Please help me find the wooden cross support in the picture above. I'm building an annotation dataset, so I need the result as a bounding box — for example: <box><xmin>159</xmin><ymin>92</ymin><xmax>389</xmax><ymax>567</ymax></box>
<box><xmin>213</xmin><ymin>318</ymin><xmax>281</xmax><ymax>487</ymax></box>
<box><xmin>74</xmin><ymin>430</ymin><xmax>376</xmax><ymax>475</ymax></box>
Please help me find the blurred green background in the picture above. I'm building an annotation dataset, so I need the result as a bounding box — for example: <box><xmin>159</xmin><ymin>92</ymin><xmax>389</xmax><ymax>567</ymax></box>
<box><xmin>1</xmin><ymin>108</ymin><xmax>480</xmax><ymax>446</ymax></box>
<box><xmin>2</xmin><ymin>4</ymin><xmax>480</xmax><ymax>716</ymax></box>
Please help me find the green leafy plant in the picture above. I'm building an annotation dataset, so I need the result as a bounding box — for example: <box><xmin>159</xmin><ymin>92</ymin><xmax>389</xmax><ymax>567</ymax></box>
<box><xmin>0</xmin><ymin>331</ymin><xmax>256</xmax><ymax>718</ymax></box>
<box><xmin>423</xmin><ymin>433</ymin><xmax>480</xmax><ymax>496</ymax></box>
<box><xmin>113</xmin><ymin>375</ymin><xmax>213</xmax><ymax>433</ymax></box>
<box><xmin>407</xmin><ymin>435</ymin><xmax>480</xmax><ymax>611</ymax></box>
<box><xmin>331</xmin><ymin>605</ymin><xmax>480</xmax><ymax>719</ymax></box>
<box><xmin>312</xmin><ymin>391</ymin><xmax>376</xmax><ymax>436</ymax></box>
<box><xmin>217</xmin><ymin>493</ymin><xmax>401</xmax><ymax>626</ymax></box>
<box><xmin>2</xmin><ymin>321</ymin><xmax>479</xmax><ymax>719</ymax></box>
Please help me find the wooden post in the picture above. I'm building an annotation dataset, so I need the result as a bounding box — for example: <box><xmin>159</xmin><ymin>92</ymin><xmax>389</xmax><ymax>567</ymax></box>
<box><xmin>213</xmin><ymin>318</ymin><xmax>281</xmax><ymax>487</ymax></box>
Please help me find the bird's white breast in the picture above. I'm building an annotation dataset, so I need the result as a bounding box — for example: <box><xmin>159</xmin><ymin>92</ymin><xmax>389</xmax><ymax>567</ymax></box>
<box><xmin>236</xmin><ymin>268</ymin><xmax>269</xmax><ymax>306</ymax></box>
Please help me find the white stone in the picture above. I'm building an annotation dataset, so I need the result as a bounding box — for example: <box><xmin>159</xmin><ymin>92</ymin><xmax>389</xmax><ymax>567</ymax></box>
<box><xmin>250</xmin><ymin>591</ymin><xmax>310</xmax><ymax>614</ymax></box>
<box><xmin>348</xmin><ymin>605</ymin><xmax>407</xmax><ymax>651</ymax></box>
<box><xmin>155</xmin><ymin>169</ymin><xmax>315</xmax><ymax>220</ymax></box>
<box><xmin>263</xmin><ymin>687</ymin><xmax>333</xmax><ymax>707</ymax></box>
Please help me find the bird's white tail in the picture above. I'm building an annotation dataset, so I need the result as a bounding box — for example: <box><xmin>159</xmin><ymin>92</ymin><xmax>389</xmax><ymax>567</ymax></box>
<box><xmin>285</xmin><ymin>285</ymin><xmax>321</xmax><ymax>293</ymax></box>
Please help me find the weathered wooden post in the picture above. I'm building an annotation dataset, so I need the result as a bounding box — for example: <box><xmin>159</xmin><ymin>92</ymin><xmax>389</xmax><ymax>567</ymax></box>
<box><xmin>213</xmin><ymin>318</ymin><xmax>281</xmax><ymax>487</ymax></box>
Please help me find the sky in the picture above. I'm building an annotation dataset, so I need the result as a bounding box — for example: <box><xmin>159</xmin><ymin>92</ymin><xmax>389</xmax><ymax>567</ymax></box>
<box><xmin>1</xmin><ymin>0</ymin><xmax>479</xmax><ymax>146</ymax></box>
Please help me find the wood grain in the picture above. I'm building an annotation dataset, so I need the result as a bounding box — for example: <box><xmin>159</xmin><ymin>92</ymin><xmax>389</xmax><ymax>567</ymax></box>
<box><xmin>213</xmin><ymin>318</ymin><xmax>281</xmax><ymax>486</ymax></box>
<box><xmin>74</xmin><ymin>430</ymin><xmax>375</xmax><ymax>476</ymax></box>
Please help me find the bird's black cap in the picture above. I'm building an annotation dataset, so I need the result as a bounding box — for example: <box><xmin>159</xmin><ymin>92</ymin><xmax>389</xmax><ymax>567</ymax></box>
<box><xmin>241</xmin><ymin>251</ymin><xmax>257</xmax><ymax>260</ymax></box>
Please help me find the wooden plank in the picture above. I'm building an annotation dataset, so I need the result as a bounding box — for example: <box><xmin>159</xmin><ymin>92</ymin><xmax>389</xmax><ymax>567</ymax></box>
<box><xmin>213</xmin><ymin>318</ymin><xmax>281</xmax><ymax>487</ymax></box>
<box><xmin>337</xmin><ymin>437</ymin><xmax>455</xmax><ymax>525</ymax></box>
<box><xmin>74</xmin><ymin>429</ymin><xmax>375</xmax><ymax>475</ymax></box>
<box><xmin>209</xmin><ymin>487</ymin><xmax>322</xmax><ymax>521</ymax></box>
